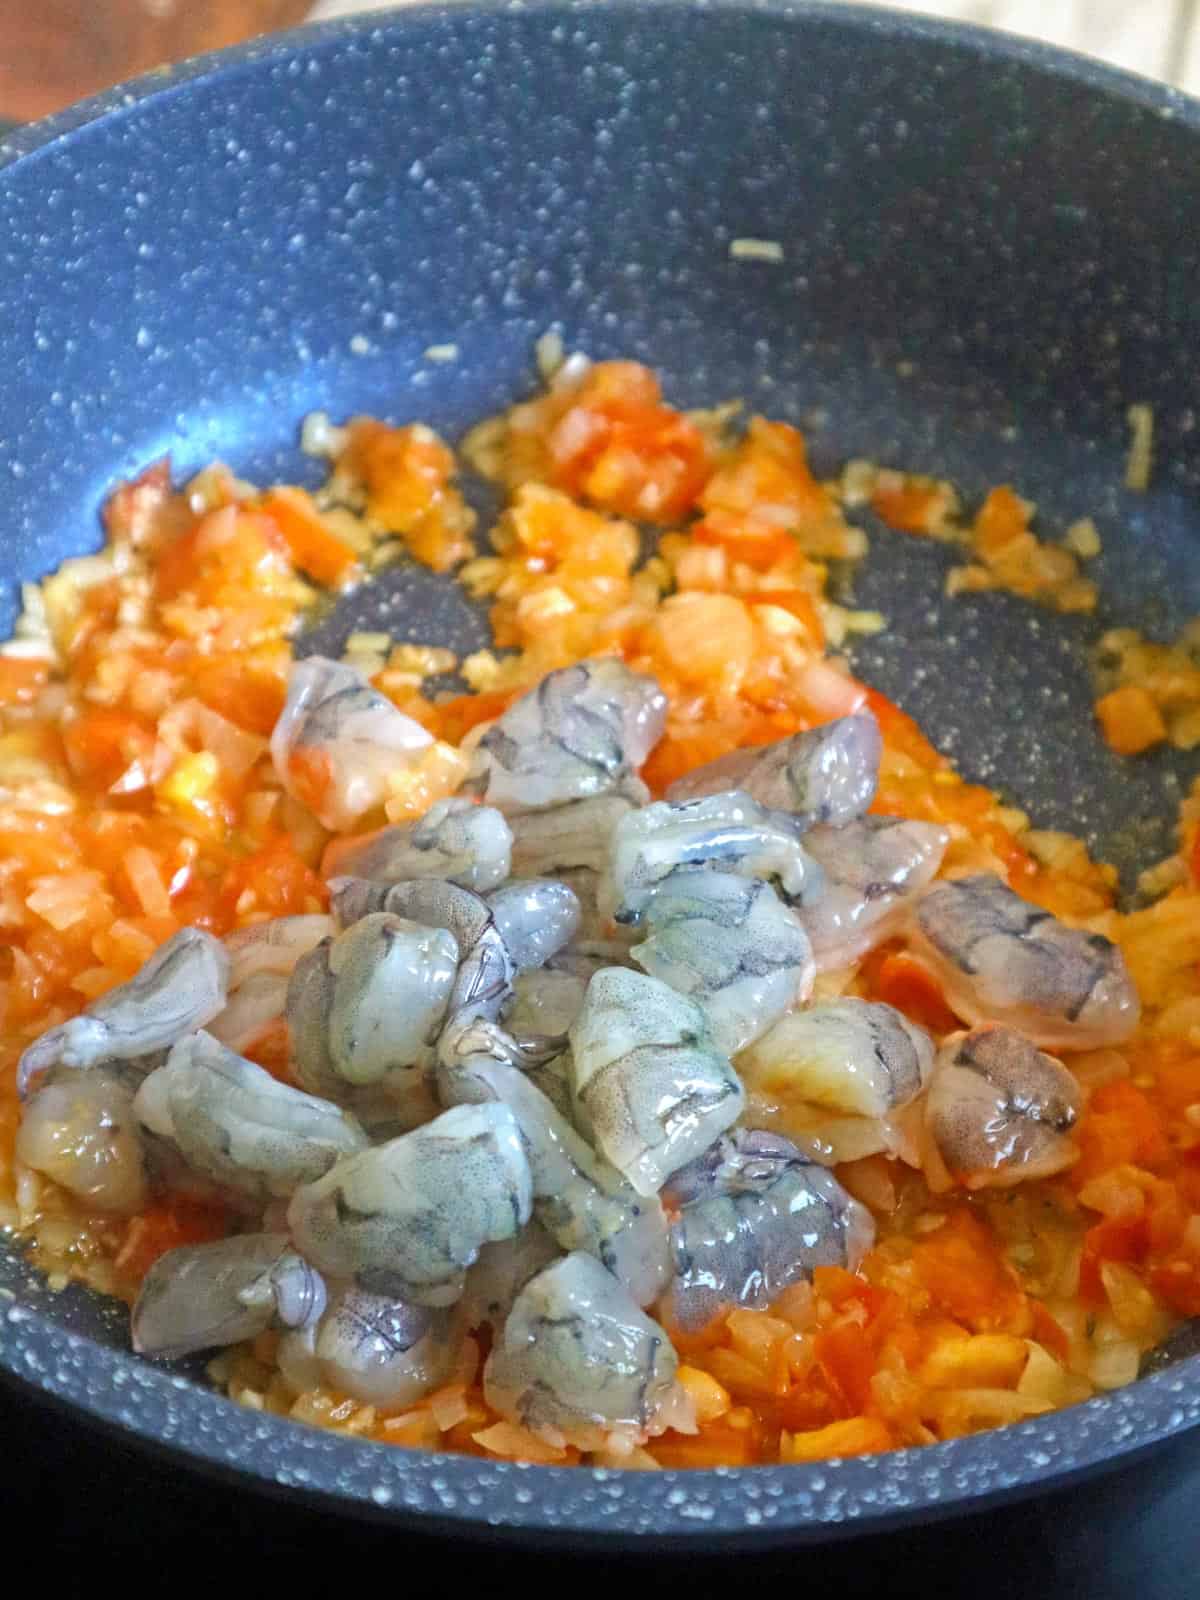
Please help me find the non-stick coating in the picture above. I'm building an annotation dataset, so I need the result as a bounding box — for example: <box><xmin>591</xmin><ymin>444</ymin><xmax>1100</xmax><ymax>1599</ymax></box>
<box><xmin>1</xmin><ymin>0</ymin><xmax>1198</xmax><ymax>1545</ymax></box>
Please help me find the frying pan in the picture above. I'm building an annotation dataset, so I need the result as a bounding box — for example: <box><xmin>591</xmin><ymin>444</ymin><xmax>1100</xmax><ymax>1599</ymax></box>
<box><xmin>1</xmin><ymin>0</ymin><xmax>1198</xmax><ymax>1547</ymax></box>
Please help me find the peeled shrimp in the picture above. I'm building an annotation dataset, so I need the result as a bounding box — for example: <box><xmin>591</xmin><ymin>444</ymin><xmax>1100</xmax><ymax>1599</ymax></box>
<box><xmin>333</xmin><ymin>1076</ymin><xmax>444</xmax><ymax>1143</ymax></box>
<box><xmin>224</xmin><ymin>915</ymin><xmax>338</xmax><ymax>987</ymax></box>
<box><xmin>459</xmin><ymin>1220</ymin><xmax>562</xmax><ymax>1331</ymax></box>
<box><xmin>524</xmin><ymin>1049</ymin><xmax>578</xmax><ymax>1122</ymax></box>
<box><xmin>568</xmin><ymin>968</ymin><xmax>744</xmax><ymax>1195</ymax></box>
<box><xmin>270</xmin><ymin>655</ymin><xmax>434</xmax><ymax>832</ymax></box>
<box><xmin>924</xmin><ymin>1025</ymin><xmax>1082</xmax><ymax>1190</ymax></box>
<box><xmin>738</xmin><ymin>999</ymin><xmax>934</xmax><ymax>1121</ymax></box>
<box><xmin>210</xmin><ymin>915</ymin><xmax>337</xmax><ymax>1053</ymax></box>
<box><xmin>17</xmin><ymin>1065</ymin><xmax>149</xmax><ymax>1215</ymax></box>
<box><xmin>505</xmin><ymin>970</ymin><xmax>590</xmax><ymax>1039</ymax></box>
<box><xmin>17</xmin><ymin>927</ymin><xmax>230</xmax><ymax>1097</ymax></box>
<box><xmin>132</xmin><ymin>1233</ymin><xmax>326</xmax><ymax>1359</ymax></box>
<box><xmin>630</xmin><ymin>868</ymin><xmax>814</xmax><ymax>1054</ymax></box>
<box><xmin>662</xmin><ymin>1129</ymin><xmax>875</xmax><ymax>1331</ymax></box>
<box><xmin>665</xmin><ymin>712</ymin><xmax>882</xmax><ymax>828</ymax></box>
<box><xmin>286</xmin><ymin>1102</ymin><xmax>533</xmax><ymax>1306</ymax></box>
<box><xmin>132</xmin><ymin>1032</ymin><xmax>368</xmax><ymax>1201</ymax></box>
<box><xmin>486</xmin><ymin>879</ymin><xmax>582</xmax><ymax>973</ymax></box>
<box><xmin>606</xmin><ymin>791</ymin><xmax>823</xmax><ymax>925</ymax></box>
<box><xmin>437</xmin><ymin>1053</ymin><xmax>671</xmax><ymax>1307</ymax></box>
<box><xmin>910</xmin><ymin>873</ymin><xmax>1140</xmax><ymax>1049</ymax></box>
<box><xmin>330</xmin><ymin>879</ymin><xmax>511</xmax><ymax>1032</ymax></box>
<box><xmin>287</xmin><ymin>912</ymin><xmax>459</xmax><ymax>1097</ymax></box>
<box><xmin>333</xmin><ymin>877</ymin><xmax>568</xmax><ymax>1072</ymax></box>
<box><xmin>325</xmin><ymin>798</ymin><xmax>513</xmax><ymax>893</ymax></box>
<box><xmin>465</xmin><ymin>660</ymin><xmax>667</xmax><ymax>813</ymax></box>
<box><xmin>280</xmin><ymin>1287</ymin><xmax>458</xmax><ymax>1408</ymax></box>
<box><xmin>483</xmin><ymin>1251</ymin><xmax>684</xmax><ymax>1449</ymax></box>
<box><xmin>798</xmin><ymin>816</ymin><xmax>949</xmax><ymax>970</ymax></box>
<box><xmin>508</xmin><ymin>795</ymin><xmax>637</xmax><ymax>878</ymax></box>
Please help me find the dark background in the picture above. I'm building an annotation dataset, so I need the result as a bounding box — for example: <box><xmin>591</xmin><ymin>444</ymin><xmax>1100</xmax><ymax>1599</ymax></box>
<box><xmin>4</xmin><ymin>1376</ymin><xmax>1197</xmax><ymax>1586</ymax></box>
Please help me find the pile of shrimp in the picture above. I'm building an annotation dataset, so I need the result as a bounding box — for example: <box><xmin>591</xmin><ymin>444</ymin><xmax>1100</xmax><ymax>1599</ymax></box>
<box><xmin>3</xmin><ymin>354</ymin><xmax>1200</xmax><ymax>1472</ymax></box>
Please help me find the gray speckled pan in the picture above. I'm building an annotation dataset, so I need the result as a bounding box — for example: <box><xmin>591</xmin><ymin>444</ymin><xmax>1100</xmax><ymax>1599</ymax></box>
<box><xmin>1</xmin><ymin>0</ymin><xmax>1199</xmax><ymax>1546</ymax></box>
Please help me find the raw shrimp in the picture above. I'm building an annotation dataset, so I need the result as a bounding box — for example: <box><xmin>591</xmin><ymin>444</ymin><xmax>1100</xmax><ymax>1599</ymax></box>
<box><xmin>17</xmin><ymin>927</ymin><xmax>230</xmax><ymax>1097</ymax></box>
<box><xmin>437</xmin><ymin>1053</ymin><xmax>671</xmax><ymax>1307</ymax></box>
<box><xmin>333</xmin><ymin>1076</ymin><xmax>444</xmax><ymax>1143</ymax></box>
<box><xmin>798</xmin><ymin>816</ymin><xmax>949</xmax><ymax>970</ymax></box>
<box><xmin>332</xmin><ymin>877</ymin><xmax>568</xmax><ymax>1070</ymax></box>
<box><xmin>287</xmin><ymin>912</ymin><xmax>459</xmax><ymax>1097</ymax></box>
<box><xmin>738</xmin><ymin>999</ymin><xmax>934</xmax><ymax>1120</ymax></box>
<box><xmin>662</xmin><ymin>1129</ymin><xmax>875</xmax><ymax>1331</ymax></box>
<box><xmin>508</xmin><ymin>795</ymin><xmax>637</xmax><ymax>878</ymax></box>
<box><xmin>132</xmin><ymin>1032</ymin><xmax>368</xmax><ymax>1201</ymax></box>
<box><xmin>465</xmin><ymin>660</ymin><xmax>667</xmax><ymax>813</ymax></box>
<box><xmin>132</xmin><ymin>1234</ymin><xmax>326</xmax><ymax>1359</ymax></box>
<box><xmin>329</xmin><ymin>879</ymin><xmax>511</xmax><ymax>1031</ymax></box>
<box><xmin>505</xmin><ymin>970</ymin><xmax>590</xmax><ymax>1039</ymax></box>
<box><xmin>483</xmin><ymin>1251</ymin><xmax>685</xmax><ymax>1449</ymax></box>
<box><xmin>224</xmin><ymin>915</ymin><xmax>338</xmax><ymax>987</ymax></box>
<box><xmin>910</xmin><ymin>873</ymin><xmax>1141</xmax><ymax>1049</ymax></box>
<box><xmin>568</xmin><ymin>968</ymin><xmax>744</xmax><ymax>1195</ymax></box>
<box><xmin>270</xmin><ymin>655</ymin><xmax>434</xmax><ymax>832</ymax></box>
<box><xmin>286</xmin><ymin>1102</ymin><xmax>533</xmax><ymax>1306</ymax></box>
<box><xmin>16</xmin><ymin>1065</ymin><xmax>149</xmax><ymax>1215</ymax></box>
<box><xmin>486</xmin><ymin>878</ymin><xmax>582</xmax><ymax>972</ymax></box>
<box><xmin>924</xmin><ymin>1025</ymin><xmax>1083</xmax><ymax>1189</ymax></box>
<box><xmin>630</xmin><ymin>868</ymin><xmax>814</xmax><ymax>1054</ymax></box>
<box><xmin>523</xmin><ymin>1049</ymin><xmax>578</xmax><ymax>1122</ymax></box>
<box><xmin>207</xmin><ymin>973</ymin><xmax>291</xmax><ymax>1055</ymax></box>
<box><xmin>607</xmin><ymin>791</ymin><xmax>823</xmax><ymax>925</ymax></box>
<box><xmin>210</xmin><ymin>915</ymin><xmax>337</xmax><ymax>1053</ymax></box>
<box><xmin>459</xmin><ymin>1221</ymin><xmax>562</xmax><ymax>1330</ymax></box>
<box><xmin>665</xmin><ymin>712</ymin><xmax>882</xmax><ymax>827</ymax></box>
<box><xmin>279</xmin><ymin>1288</ymin><xmax>458</xmax><ymax>1408</ymax></box>
<box><xmin>324</xmin><ymin>798</ymin><xmax>513</xmax><ymax>893</ymax></box>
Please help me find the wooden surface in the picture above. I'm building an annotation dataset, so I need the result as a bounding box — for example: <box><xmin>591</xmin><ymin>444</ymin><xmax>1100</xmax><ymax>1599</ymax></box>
<box><xmin>0</xmin><ymin>0</ymin><xmax>312</xmax><ymax>121</ymax></box>
<box><xmin>313</xmin><ymin>0</ymin><xmax>1200</xmax><ymax>93</ymax></box>
<box><xmin>2</xmin><ymin>1</ymin><xmax>1198</xmax><ymax>124</ymax></box>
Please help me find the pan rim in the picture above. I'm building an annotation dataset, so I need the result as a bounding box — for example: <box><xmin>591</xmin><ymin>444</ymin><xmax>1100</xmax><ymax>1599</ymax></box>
<box><xmin>1</xmin><ymin>0</ymin><xmax>1198</xmax><ymax>1542</ymax></box>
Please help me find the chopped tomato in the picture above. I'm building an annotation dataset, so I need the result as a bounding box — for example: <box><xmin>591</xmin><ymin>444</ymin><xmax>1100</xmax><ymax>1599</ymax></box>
<box><xmin>782</xmin><ymin>1416</ymin><xmax>893</xmax><ymax>1463</ymax></box>
<box><xmin>0</xmin><ymin>656</ymin><xmax>50</xmax><ymax>707</ymax></box>
<box><xmin>61</xmin><ymin>708</ymin><xmax>158</xmax><ymax>794</ymax></box>
<box><xmin>871</xmin><ymin>478</ymin><xmax>949</xmax><ymax>535</ymax></box>
<box><xmin>114</xmin><ymin>1198</ymin><xmax>228</xmax><ymax>1286</ymax></box>
<box><xmin>863</xmin><ymin>686</ymin><xmax>945</xmax><ymax>771</ymax></box>
<box><xmin>260</xmin><ymin>486</ymin><xmax>358</xmax><ymax>586</ymax></box>
<box><xmin>869</xmin><ymin>951</ymin><xmax>962</xmax><ymax>1034</ymax></box>
<box><xmin>1079</xmin><ymin>1215</ymin><xmax>1149</xmax><ymax>1302</ymax></box>
<box><xmin>243</xmin><ymin>1020</ymin><xmax>293</xmax><ymax>1083</ymax></box>
<box><xmin>428</xmin><ymin>689</ymin><xmax>518</xmax><ymax>746</ymax></box>
<box><xmin>216</xmin><ymin>836</ymin><xmax>328</xmax><ymax>928</ymax></box>
<box><xmin>1030</xmin><ymin>1302</ymin><xmax>1071</xmax><ymax>1363</ymax></box>
<box><xmin>693</xmin><ymin>515</ymin><xmax>796</xmax><ymax>571</ymax></box>
<box><xmin>1150</xmin><ymin>1259</ymin><xmax>1200</xmax><ymax>1318</ymax></box>
<box><xmin>650</xmin><ymin>1420</ymin><xmax>762</xmax><ymax>1468</ymax></box>
<box><xmin>972</xmin><ymin>486</ymin><xmax>1029</xmax><ymax>557</ymax></box>
<box><xmin>745</xmin><ymin>588</ymin><xmax>825</xmax><ymax>645</ymax></box>
<box><xmin>911</xmin><ymin>1207</ymin><xmax>1032</xmax><ymax>1334</ymax></box>
<box><xmin>815</xmin><ymin>1321</ymin><xmax>876</xmax><ymax>1414</ymax></box>
<box><xmin>1095</xmin><ymin>685</ymin><xmax>1167</xmax><ymax>757</ymax></box>
<box><xmin>1072</xmin><ymin>1080</ymin><xmax>1170</xmax><ymax>1186</ymax></box>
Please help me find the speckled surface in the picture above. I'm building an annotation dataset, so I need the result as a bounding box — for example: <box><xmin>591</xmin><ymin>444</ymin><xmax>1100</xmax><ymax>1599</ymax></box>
<box><xmin>1</xmin><ymin>0</ymin><xmax>1199</xmax><ymax>1543</ymax></box>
